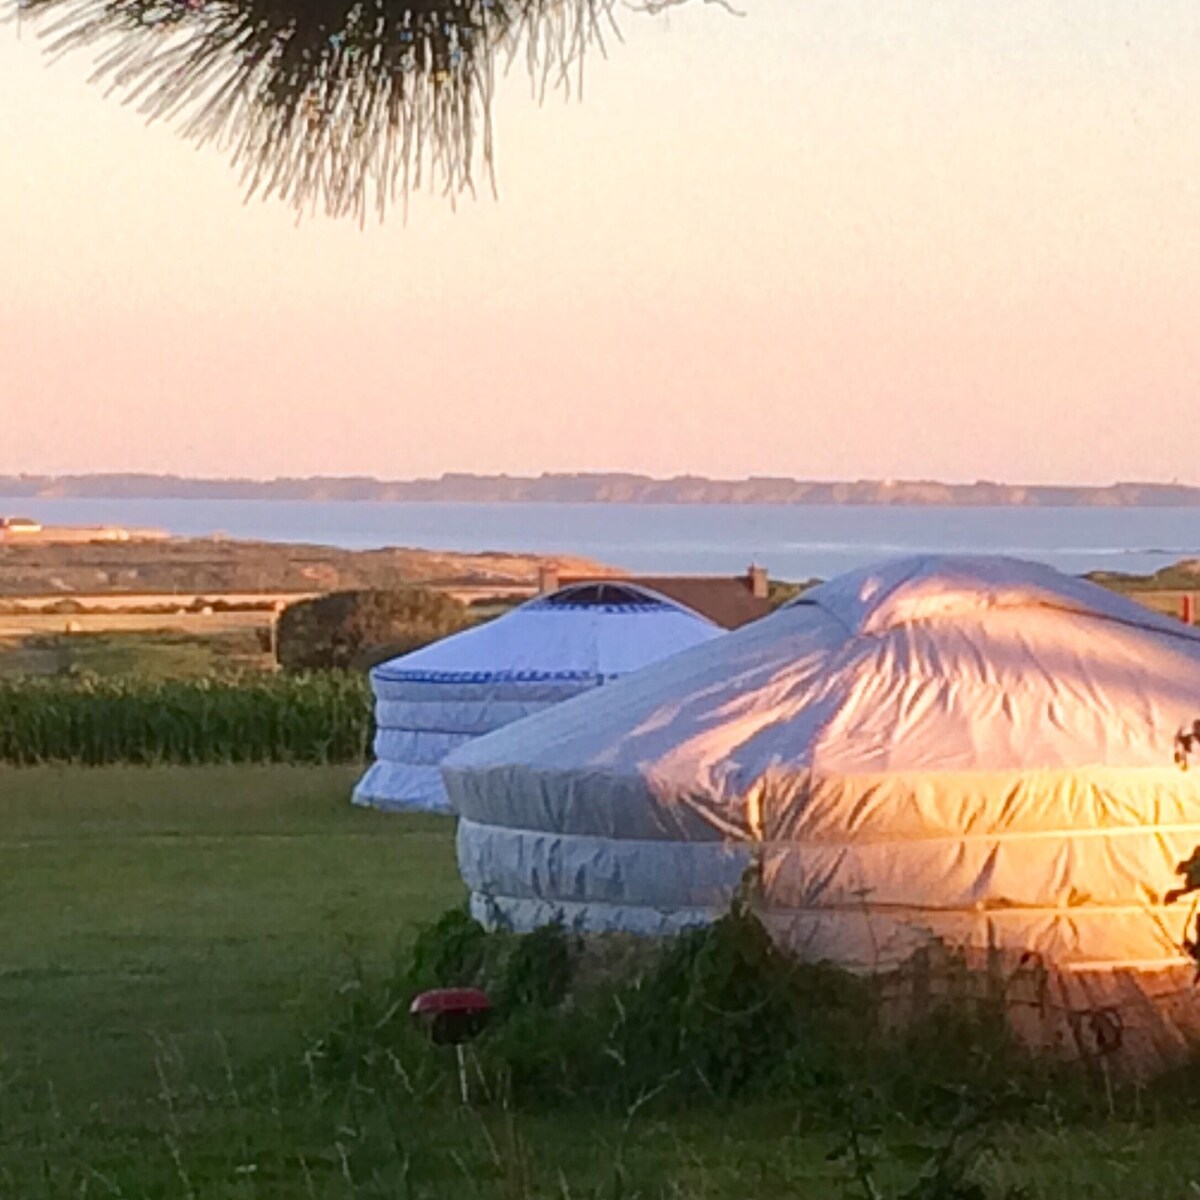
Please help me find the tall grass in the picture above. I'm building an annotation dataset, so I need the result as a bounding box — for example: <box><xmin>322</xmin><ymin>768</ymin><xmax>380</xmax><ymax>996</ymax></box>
<box><xmin>2</xmin><ymin>853</ymin><xmax>1195</xmax><ymax>1198</ymax></box>
<box><xmin>0</xmin><ymin>673</ymin><xmax>372</xmax><ymax>765</ymax></box>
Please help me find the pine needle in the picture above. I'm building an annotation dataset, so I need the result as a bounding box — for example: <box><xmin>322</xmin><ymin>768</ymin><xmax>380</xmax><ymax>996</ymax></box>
<box><xmin>12</xmin><ymin>0</ymin><xmax>619</xmax><ymax>221</ymax></box>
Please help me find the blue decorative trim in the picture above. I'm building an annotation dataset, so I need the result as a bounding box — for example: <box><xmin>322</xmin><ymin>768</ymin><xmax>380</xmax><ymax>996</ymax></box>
<box><xmin>373</xmin><ymin>668</ymin><xmax>620</xmax><ymax>684</ymax></box>
<box><xmin>375</xmin><ymin>725</ymin><xmax>488</xmax><ymax>736</ymax></box>
<box><xmin>524</xmin><ymin>600</ymin><xmax>673</xmax><ymax>614</ymax></box>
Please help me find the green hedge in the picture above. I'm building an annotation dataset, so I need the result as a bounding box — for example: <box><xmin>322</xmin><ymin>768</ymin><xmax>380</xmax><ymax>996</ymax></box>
<box><xmin>277</xmin><ymin>588</ymin><xmax>471</xmax><ymax>671</ymax></box>
<box><xmin>0</xmin><ymin>673</ymin><xmax>372</xmax><ymax>766</ymax></box>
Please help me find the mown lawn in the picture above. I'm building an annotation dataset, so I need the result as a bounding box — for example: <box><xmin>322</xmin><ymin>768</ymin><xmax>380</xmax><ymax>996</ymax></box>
<box><xmin>3</xmin><ymin>767</ymin><xmax>1200</xmax><ymax>1198</ymax></box>
<box><xmin>0</xmin><ymin>766</ymin><xmax>460</xmax><ymax>1104</ymax></box>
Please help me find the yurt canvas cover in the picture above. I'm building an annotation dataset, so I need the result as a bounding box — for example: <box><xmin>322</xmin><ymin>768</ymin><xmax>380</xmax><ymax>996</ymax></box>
<box><xmin>444</xmin><ymin>556</ymin><xmax>1200</xmax><ymax>989</ymax></box>
<box><xmin>354</xmin><ymin>583</ymin><xmax>722</xmax><ymax>813</ymax></box>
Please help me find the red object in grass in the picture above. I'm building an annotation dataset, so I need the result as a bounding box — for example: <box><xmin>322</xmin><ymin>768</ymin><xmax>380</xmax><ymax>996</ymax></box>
<box><xmin>409</xmin><ymin>988</ymin><xmax>492</xmax><ymax>1045</ymax></box>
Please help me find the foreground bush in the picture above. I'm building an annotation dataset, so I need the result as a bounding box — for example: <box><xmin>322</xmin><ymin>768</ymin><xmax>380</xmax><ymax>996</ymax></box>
<box><xmin>311</xmin><ymin>902</ymin><xmax>1051</xmax><ymax>1120</ymax></box>
<box><xmin>0</xmin><ymin>673</ymin><xmax>372</xmax><ymax>765</ymax></box>
<box><xmin>277</xmin><ymin>587</ymin><xmax>472</xmax><ymax>671</ymax></box>
<box><xmin>283</xmin><ymin>904</ymin><xmax>1084</xmax><ymax>1199</ymax></box>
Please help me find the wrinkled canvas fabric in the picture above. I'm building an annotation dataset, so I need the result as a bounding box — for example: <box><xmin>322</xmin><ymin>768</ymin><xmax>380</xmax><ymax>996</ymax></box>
<box><xmin>444</xmin><ymin>557</ymin><xmax>1200</xmax><ymax>987</ymax></box>
<box><xmin>353</xmin><ymin>585</ymin><xmax>722</xmax><ymax>813</ymax></box>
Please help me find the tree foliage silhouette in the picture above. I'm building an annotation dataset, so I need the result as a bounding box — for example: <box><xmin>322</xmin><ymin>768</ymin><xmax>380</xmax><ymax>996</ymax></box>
<box><xmin>15</xmin><ymin>0</ymin><xmax>621</xmax><ymax>220</ymax></box>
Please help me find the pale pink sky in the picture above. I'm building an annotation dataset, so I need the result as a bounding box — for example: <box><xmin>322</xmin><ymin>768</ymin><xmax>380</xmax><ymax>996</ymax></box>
<box><xmin>2</xmin><ymin>2</ymin><xmax>1198</xmax><ymax>484</ymax></box>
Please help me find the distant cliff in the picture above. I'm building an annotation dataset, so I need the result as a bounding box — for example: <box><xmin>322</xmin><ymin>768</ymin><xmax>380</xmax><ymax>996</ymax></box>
<box><xmin>3</xmin><ymin>473</ymin><xmax>1200</xmax><ymax>507</ymax></box>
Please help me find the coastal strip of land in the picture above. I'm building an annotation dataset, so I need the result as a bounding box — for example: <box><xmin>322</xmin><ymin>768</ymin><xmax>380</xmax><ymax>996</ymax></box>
<box><xmin>0</xmin><ymin>534</ymin><xmax>612</xmax><ymax>598</ymax></box>
<box><xmin>6</xmin><ymin>472</ymin><xmax>1200</xmax><ymax>506</ymax></box>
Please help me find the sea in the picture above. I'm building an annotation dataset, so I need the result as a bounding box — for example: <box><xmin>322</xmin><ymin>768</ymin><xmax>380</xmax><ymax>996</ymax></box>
<box><xmin>3</xmin><ymin>497</ymin><xmax>1200</xmax><ymax>581</ymax></box>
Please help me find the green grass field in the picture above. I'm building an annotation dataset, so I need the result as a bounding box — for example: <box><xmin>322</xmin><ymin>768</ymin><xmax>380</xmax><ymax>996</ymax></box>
<box><xmin>4</xmin><ymin>767</ymin><xmax>1200</xmax><ymax>1198</ymax></box>
<box><xmin>0</xmin><ymin>630</ymin><xmax>275</xmax><ymax>679</ymax></box>
<box><xmin>0</xmin><ymin>766</ymin><xmax>459</xmax><ymax>1097</ymax></box>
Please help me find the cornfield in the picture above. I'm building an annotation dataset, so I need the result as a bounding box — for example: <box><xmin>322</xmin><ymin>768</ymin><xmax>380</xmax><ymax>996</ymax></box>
<box><xmin>0</xmin><ymin>673</ymin><xmax>373</xmax><ymax>766</ymax></box>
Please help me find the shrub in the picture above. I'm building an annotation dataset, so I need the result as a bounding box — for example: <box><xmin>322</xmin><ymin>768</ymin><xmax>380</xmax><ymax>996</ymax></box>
<box><xmin>276</xmin><ymin>588</ymin><xmax>471</xmax><ymax>671</ymax></box>
<box><xmin>338</xmin><ymin>901</ymin><xmax>876</xmax><ymax>1112</ymax></box>
<box><xmin>494</xmin><ymin>922</ymin><xmax>575</xmax><ymax>1013</ymax></box>
<box><xmin>767</xmin><ymin>579</ymin><xmax>821</xmax><ymax>609</ymax></box>
<box><xmin>405</xmin><ymin>907</ymin><xmax>493</xmax><ymax>993</ymax></box>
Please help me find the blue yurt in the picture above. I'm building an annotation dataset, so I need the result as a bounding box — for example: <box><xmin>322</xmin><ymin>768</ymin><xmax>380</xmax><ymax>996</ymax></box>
<box><xmin>353</xmin><ymin>582</ymin><xmax>723</xmax><ymax>813</ymax></box>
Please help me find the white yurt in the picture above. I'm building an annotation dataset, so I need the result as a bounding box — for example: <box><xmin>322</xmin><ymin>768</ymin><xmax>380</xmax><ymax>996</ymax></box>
<box><xmin>353</xmin><ymin>582</ymin><xmax>722</xmax><ymax>813</ymax></box>
<box><xmin>443</xmin><ymin>556</ymin><xmax>1200</xmax><ymax>1060</ymax></box>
